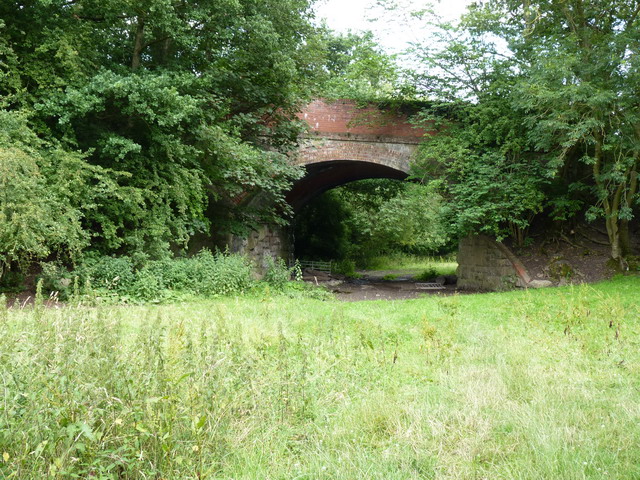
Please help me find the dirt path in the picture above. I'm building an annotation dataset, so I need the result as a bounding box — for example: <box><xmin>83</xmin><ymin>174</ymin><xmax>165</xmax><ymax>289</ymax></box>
<box><xmin>332</xmin><ymin>279</ymin><xmax>458</xmax><ymax>301</ymax></box>
<box><xmin>304</xmin><ymin>268</ymin><xmax>460</xmax><ymax>302</ymax></box>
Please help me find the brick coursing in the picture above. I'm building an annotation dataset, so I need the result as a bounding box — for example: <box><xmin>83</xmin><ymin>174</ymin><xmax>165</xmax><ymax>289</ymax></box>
<box><xmin>299</xmin><ymin>99</ymin><xmax>429</xmax><ymax>138</ymax></box>
<box><xmin>296</xmin><ymin>137</ymin><xmax>415</xmax><ymax>173</ymax></box>
<box><xmin>294</xmin><ymin>99</ymin><xmax>431</xmax><ymax>172</ymax></box>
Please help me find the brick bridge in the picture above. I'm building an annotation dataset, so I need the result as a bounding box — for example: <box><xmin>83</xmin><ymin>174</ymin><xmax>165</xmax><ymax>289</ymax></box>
<box><xmin>286</xmin><ymin>98</ymin><xmax>423</xmax><ymax>209</ymax></box>
<box><xmin>235</xmin><ymin>99</ymin><xmax>537</xmax><ymax>291</ymax></box>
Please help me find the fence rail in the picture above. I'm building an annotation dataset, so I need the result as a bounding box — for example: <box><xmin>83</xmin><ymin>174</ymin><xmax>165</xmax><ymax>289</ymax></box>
<box><xmin>297</xmin><ymin>260</ymin><xmax>333</xmax><ymax>273</ymax></box>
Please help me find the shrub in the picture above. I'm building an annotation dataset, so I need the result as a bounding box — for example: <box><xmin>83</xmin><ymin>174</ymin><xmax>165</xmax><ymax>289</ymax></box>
<box><xmin>66</xmin><ymin>250</ymin><xmax>254</xmax><ymax>302</ymax></box>
<box><xmin>144</xmin><ymin>258</ymin><xmax>194</xmax><ymax>291</ymax></box>
<box><xmin>414</xmin><ymin>267</ymin><xmax>438</xmax><ymax>281</ymax></box>
<box><xmin>263</xmin><ymin>257</ymin><xmax>292</xmax><ymax>290</ymax></box>
<box><xmin>38</xmin><ymin>261</ymin><xmax>73</xmax><ymax>300</ymax></box>
<box><xmin>78</xmin><ymin>255</ymin><xmax>136</xmax><ymax>294</ymax></box>
<box><xmin>130</xmin><ymin>268</ymin><xmax>165</xmax><ymax>301</ymax></box>
<box><xmin>200</xmin><ymin>250</ymin><xmax>254</xmax><ymax>296</ymax></box>
<box><xmin>333</xmin><ymin>259</ymin><xmax>359</xmax><ymax>278</ymax></box>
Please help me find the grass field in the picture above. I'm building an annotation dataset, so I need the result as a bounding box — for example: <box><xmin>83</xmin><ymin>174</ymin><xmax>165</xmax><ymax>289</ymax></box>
<box><xmin>363</xmin><ymin>255</ymin><xmax>459</xmax><ymax>278</ymax></box>
<box><xmin>1</xmin><ymin>276</ymin><xmax>639</xmax><ymax>479</ymax></box>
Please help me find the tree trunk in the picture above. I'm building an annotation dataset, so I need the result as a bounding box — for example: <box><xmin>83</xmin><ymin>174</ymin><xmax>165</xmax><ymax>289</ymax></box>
<box><xmin>131</xmin><ymin>17</ymin><xmax>145</xmax><ymax>70</ymax></box>
<box><xmin>160</xmin><ymin>38</ymin><xmax>172</xmax><ymax>65</ymax></box>
<box><xmin>620</xmin><ymin>165</ymin><xmax>638</xmax><ymax>257</ymax></box>
<box><xmin>605</xmin><ymin>216</ymin><xmax>621</xmax><ymax>260</ymax></box>
<box><xmin>619</xmin><ymin>219</ymin><xmax>631</xmax><ymax>257</ymax></box>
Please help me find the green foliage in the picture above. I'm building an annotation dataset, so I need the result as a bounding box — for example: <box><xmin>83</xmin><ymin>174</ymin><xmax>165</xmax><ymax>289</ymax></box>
<box><xmin>37</xmin><ymin>251</ymin><xmax>334</xmax><ymax>303</ymax></box>
<box><xmin>294</xmin><ymin>179</ymin><xmax>450</xmax><ymax>265</ymax></box>
<box><xmin>414</xmin><ymin>268</ymin><xmax>438</xmax><ymax>281</ymax></box>
<box><xmin>263</xmin><ymin>257</ymin><xmax>291</xmax><ymax>290</ymax></box>
<box><xmin>0</xmin><ymin>269</ymin><xmax>24</xmax><ymax>293</ymax></box>
<box><xmin>332</xmin><ymin>259</ymin><xmax>359</xmax><ymax>278</ymax></box>
<box><xmin>0</xmin><ymin>112</ymin><xmax>89</xmax><ymax>274</ymax></box>
<box><xmin>364</xmin><ymin>183</ymin><xmax>450</xmax><ymax>253</ymax></box>
<box><xmin>499</xmin><ymin>0</ymin><xmax>640</xmax><ymax>258</ymax></box>
<box><xmin>278</xmin><ymin>280</ymin><xmax>333</xmax><ymax>300</ymax></box>
<box><xmin>39</xmin><ymin>251</ymin><xmax>255</xmax><ymax>302</ymax></box>
<box><xmin>410</xmin><ymin>59</ymin><xmax>549</xmax><ymax>244</ymax></box>
<box><xmin>263</xmin><ymin>257</ymin><xmax>303</xmax><ymax>291</ymax></box>
<box><xmin>293</xmin><ymin>192</ymin><xmax>352</xmax><ymax>261</ymax></box>
<box><xmin>79</xmin><ymin>256</ymin><xmax>137</xmax><ymax>294</ymax></box>
<box><xmin>318</xmin><ymin>30</ymin><xmax>415</xmax><ymax>102</ymax></box>
<box><xmin>626</xmin><ymin>256</ymin><xmax>640</xmax><ymax>272</ymax></box>
<box><xmin>38</xmin><ymin>261</ymin><xmax>74</xmax><ymax>300</ymax></box>
<box><xmin>408</xmin><ymin>0</ymin><xmax>639</xmax><ymax>257</ymax></box>
<box><xmin>364</xmin><ymin>253</ymin><xmax>456</xmax><ymax>271</ymax></box>
<box><xmin>189</xmin><ymin>250</ymin><xmax>254</xmax><ymax>297</ymax></box>
<box><xmin>0</xmin><ymin>0</ymin><xmax>321</xmax><ymax>273</ymax></box>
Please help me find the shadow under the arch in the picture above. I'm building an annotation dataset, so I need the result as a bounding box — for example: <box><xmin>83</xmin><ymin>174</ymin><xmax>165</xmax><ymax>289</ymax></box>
<box><xmin>286</xmin><ymin>160</ymin><xmax>408</xmax><ymax>212</ymax></box>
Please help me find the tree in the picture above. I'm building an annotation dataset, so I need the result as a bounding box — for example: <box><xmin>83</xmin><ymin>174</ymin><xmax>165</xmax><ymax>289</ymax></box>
<box><xmin>408</xmin><ymin>0</ymin><xmax>640</xmax><ymax>259</ymax></box>
<box><xmin>0</xmin><ymin>0</ymin><xmax>321</xmax><ymax>271</ymax></box>
<box><xmin>408</xmin><ymin>18</ymin><xmax>550</xmax><ymax>244</ymax></box>
<box><xmin>491</xmin><ymin>0</ymin><xmax>640</xmax><ymax>260</ymax></box>
<box><xmin>293</xmin><ymin>179</ymin><xmax>449</xmax><ymax>263</ymax></box>
<box><xmin>317</xmin><ymin>30</ymin><xmax>416</xmax><ymax>101</ymax></box>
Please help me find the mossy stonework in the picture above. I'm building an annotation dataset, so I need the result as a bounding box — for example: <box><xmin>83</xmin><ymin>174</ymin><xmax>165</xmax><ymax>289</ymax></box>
<box><xmin>457</xmin><ymin>235</ymin><xmax>532</xmax><ymax>291</ymax></box>
<box><xmin>230</xmin><ymin>225</ymin><xmax>290</xmax><ymax>274</ymax></box>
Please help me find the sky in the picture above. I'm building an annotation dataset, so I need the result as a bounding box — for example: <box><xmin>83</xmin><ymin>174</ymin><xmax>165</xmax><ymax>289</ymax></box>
<box><xmin>314</xmin><ymin>0</ymin><xmax>474</xmax><ymax>54</ymax></box>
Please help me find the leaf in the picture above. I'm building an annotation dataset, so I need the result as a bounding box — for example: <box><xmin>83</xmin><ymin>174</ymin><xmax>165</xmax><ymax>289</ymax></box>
<box><xmin>79</xmin><ymin>422</ymin><xmax>96</xmax><ymax>442</ymax></box>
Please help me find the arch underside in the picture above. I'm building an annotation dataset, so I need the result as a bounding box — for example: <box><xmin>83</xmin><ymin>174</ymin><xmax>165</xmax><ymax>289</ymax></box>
<box><xmin>286</xmin><ymin>160</ymin><xmax>408</xmax><ymax>211</ymax></box>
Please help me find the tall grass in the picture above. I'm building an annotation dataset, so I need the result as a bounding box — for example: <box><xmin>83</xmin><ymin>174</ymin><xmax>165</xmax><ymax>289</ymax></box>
<box><xmin>364</xmin><ymin>254</ymin><xmax>458</xmax><ymax>277</ymax></box>
<box><xmin>1</xmin><ymin>276</ymin><xmax>639</xmax><ymax>478</ymax></box>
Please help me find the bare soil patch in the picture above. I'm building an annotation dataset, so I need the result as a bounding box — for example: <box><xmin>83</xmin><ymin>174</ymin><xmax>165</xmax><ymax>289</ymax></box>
<box><xmin>304</xmin><ymin>268</ymin><xmax>462</xmax><ymax>301</ymax></box>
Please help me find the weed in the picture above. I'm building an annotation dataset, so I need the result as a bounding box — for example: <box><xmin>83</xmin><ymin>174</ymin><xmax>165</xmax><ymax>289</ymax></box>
<box><xmin>421</xmin><ymin>317</ymin><xmax>437</xmax><ymax>341</ymax></box>
<box><xmin>263</xmin><ymin>256</ymin><xmax>290</xmax><ymax>290</ymax></box>
<box><xmin>414</xmin><ymin>267</ymin><xmax>439</xmax><ymax>281</ymax></box>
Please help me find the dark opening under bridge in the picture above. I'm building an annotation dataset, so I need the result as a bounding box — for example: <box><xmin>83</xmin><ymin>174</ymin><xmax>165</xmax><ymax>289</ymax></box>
<box><xmin>235</xmin><ymin>98</ymin><xmax>534</xmax><ymax>291</ymax></box>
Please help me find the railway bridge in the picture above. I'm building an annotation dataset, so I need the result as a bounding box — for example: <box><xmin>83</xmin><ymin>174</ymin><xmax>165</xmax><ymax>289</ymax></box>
<box><xmin>235</xmin><ymin>99</ymin><xmax>533</xmax><ymax>291</ymax></box>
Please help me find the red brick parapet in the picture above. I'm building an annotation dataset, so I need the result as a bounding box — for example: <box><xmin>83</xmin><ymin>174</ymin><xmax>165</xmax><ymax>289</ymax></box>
<box><xmin>298</xmin><ymin>99</ymin><xmax>429</xmax><ymax>139</ymax></box>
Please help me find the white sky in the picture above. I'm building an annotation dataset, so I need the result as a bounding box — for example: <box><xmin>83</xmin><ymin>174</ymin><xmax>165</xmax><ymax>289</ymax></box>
<box><xmin>314</xmin><ymin>0</ymin><xmax>474</xmax><ymax>54</ymax></box>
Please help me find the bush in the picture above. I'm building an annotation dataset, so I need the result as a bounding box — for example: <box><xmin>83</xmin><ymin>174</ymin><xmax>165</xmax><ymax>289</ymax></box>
<box><xmin>77</xmin><ymin>255</ymin><xmax>136</xmax><ymax>294</ymax></box>
<box><xmin>263</xmin><ymin>257</ymin><xmax>292</xmax><ymax>290</ymax></box>
<box><xmin>33</xmin><ymin>250</ymin><xmax>332</xmax><ymax>304</ymax></box>
<box><xmin>201</xmin><ymin>250</ymin><xmax>254</xmax><ymax>296</ymax></box>
<box><xmin>129</xmin><ymin>268</ymin><xmax>165</xmax><ymax>301</ymax></box>
<box><xmin>38</xmin><ymin>261</ymin><xmax>74</xmax><ymax>300</ymax></box>
<box><xmin>333</xmin><ymin>259</ymin><xmax>360</xmax><ymax>278</ymax></box>
<box><xmin>62</xmin><ymin>250</ymin><xmax>255</xmax><ymax>302</ymax></box>
<box><xmin>414</xmin><ymin>267</ymin><xmax>438</xmax><ymax>281</ymax></box>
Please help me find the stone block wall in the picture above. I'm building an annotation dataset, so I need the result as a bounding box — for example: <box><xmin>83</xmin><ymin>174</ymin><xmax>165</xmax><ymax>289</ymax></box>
<box><xmin>457</xmin><ymin>235</ymin><xmax>531</xmax><ymax>291</ymax></box>
<box><xmin>229</xmin><ymin>225</ymin><xmax>289</xmax><ymax>275</ymax></box>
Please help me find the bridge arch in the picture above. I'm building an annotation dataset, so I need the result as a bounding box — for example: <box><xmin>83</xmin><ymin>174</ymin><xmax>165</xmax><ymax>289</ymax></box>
<box><xmin>287</xmin><ymin>98</ymin><xmax>423</xmax><ymax>210</ymax></box>
<box><xmin>287</xmin><ymin>160</ymin><xmax>407</xmax><ymax>211</ymax></box>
